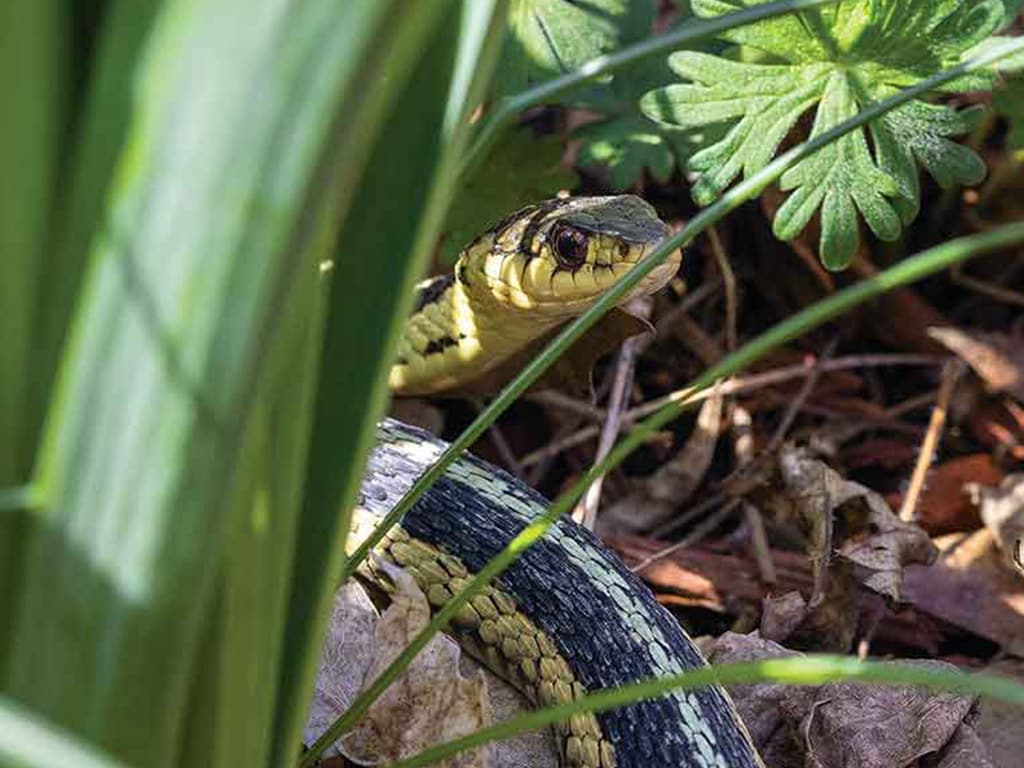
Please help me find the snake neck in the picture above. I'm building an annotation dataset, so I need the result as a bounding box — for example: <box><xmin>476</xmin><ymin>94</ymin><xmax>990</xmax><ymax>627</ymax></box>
<box><xmin>388</xmin><ymin>253</ymin><xmax>565</xmax><ymax>396</ymax></box>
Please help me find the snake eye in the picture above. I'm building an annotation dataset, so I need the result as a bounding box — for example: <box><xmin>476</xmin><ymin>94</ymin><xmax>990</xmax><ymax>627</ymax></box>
<box><xmin>551</xmin><ymin>224</ymin><xmax>589</xmax><ymax>269</ymax></box>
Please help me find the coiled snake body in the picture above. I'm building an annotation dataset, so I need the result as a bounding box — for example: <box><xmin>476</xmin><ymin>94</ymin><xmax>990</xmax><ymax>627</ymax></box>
<box><xmin>360</xmin><ymin>197</ymin><xmax>761</xmax><ymax>767</ymax></box>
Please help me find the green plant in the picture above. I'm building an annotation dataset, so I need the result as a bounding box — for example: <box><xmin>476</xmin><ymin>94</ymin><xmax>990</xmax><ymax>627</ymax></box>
<box><xmin>641</xmin><ymin>0</ymin><xmax>1019</xmax><ymax>268</ymax></box>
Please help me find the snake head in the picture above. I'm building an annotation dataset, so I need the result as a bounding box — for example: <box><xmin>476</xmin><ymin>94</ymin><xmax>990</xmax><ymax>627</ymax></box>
<box><xmin>464</xmin><ymin>195</ymin><xmax>681</xmax><ymax>313</ymax></box>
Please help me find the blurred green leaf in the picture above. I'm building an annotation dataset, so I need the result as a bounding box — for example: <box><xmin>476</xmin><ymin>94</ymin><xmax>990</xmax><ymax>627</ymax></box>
<box><xmin>439</xmin><ymin>129</ymin><xmax>577</xmax><ymax>263</ymax></box>
<box><xmin>0</xmin><ymin>0</ymin><xmax>65</xmax><ymax>674</ymax></box>
<box><xmin>494</xmin><ymin>0</ymin><xmax>654</xmax><ymax>96</ymax></box>
<box><xmin>279</xmin><ymin>3</ymin><xmax>509</xmax><ymax>764</ymax></box>
<box><xmin>1</xmin><ymin>697</ymin><xmax>126</xmax><ymax>768</ymax></box>
<box><xmin>27</xmin><ymin>1</ymin><xmax>162</xmax><ymax>459</ymax></box>
<box><xmin>995</xmin><ymin>76</ymin><xmax>1024</xmax><ymax>150</ymax></box>
<box><xmin>642</xmin><ymin>0</ymin><xmax>1004</xmax><ymax>269</ymax></box>
<box><xmin>7</xmin><ymin>1</ymin><xmax>431</xmax><ymax>764</ymax></box>
<box><xmin>576</xmin><ymin>115</ymin><xmax>675</xmax><ymax>189</ymax></box>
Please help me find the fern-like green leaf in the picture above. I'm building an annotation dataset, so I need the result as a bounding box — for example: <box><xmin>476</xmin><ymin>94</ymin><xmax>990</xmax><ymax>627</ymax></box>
<box><xmin>641</xmin><ymin>0</ymin><xmax>1009</xmax><ymax>269</ymax></box>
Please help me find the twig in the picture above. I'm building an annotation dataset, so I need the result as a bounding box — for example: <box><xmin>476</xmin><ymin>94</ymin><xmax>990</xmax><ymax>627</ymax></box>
<box><xmin>706</xmin><ymin>226</ymin><xmax>738</xmax><ymax>352</ymax></box>
<box><xmin>764</xmin><ymin>339</ymin><xmax>836</xmax><ymax>455</ymax></box>
<box><xmin>519</xmin><ymin>425</ymin><xmax>600</xmax><ymax>468</ymax></box>
<box><xmin>631</xmin><ymin>498</ymin><xmax>743</xmax><ymax>574</ymax></box>
<box><xmin>732</xmin><ymin>404</ymin><xmax>777</xmax><ymax>585</ymax></box>
<box><xmin>471</xmin><ymin>400</ymin><xmax>526</xmax><ymax>481</ymax></box>
<box><xmin>654</xmin><ymin>278</ymin><xmax>722</xmax><ymax>336</ymax></box>
<box><xmin>898</xmin><ymin>360</ymin><xmax>964</xmax><ymax>522</ymax></box>
<box><xmin>573</xmin><ymin>299</ymin><xmax>651</xmax><ymax>528</ymax></box>
<box><xmin>521</xmin><ymin>355</ymin><xmax>941</xmax><ymax>467</ymax></box>
<box><xmin>625</xmin><ymin>354</ymin><xmax>941</xmax><ymax>422</ymax></box>
<box><xmin>951</xmin><ymin>260</ymin><xmax>1024</xmax><ymax>309</ymax></box>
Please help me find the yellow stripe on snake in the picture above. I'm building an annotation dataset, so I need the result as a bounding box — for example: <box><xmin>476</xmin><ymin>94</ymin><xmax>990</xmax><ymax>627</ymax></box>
<box><xmin>359</xmin><ymin>196</ymin><xmax>762</xmax><ymax>767</ymax></box>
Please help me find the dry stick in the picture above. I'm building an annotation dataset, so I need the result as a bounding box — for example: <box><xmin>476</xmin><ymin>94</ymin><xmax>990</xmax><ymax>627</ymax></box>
<box><xmin>898</xmin><ymin>360</ymin><xmax>965</xmax><ymax>522</ymax></box>
<box><xmin>638</xmin><ymin>342</ymin><xmax>836</xmax><ymax>576</ymax></box>
<box><xmin>706</xmin><ymin>227</ymin><xmax>738</xmax><ymax>353</ymax></box>
<box><xmin>472</xmin><ymin>399</ymin><xmax>527</xmax><ymax>481</ymax></box>
<box><xmin>765</xmin><ymin>339</ymin><xmax>837</xmax><ymax>454</ymax></box>
<box><xmin>653</xmin><ymin>278</ymin><xmax>723</xmax><ymax>336</ymax></box>
<box><xmin>951</xmin><ymin>261</ymin><xmax>1024</xmax><ymax>309</ymax></box>
<box><xmin>625</xmin><ymin>354</ymin><xmax>941</xmax><ymax>421</ymax></box>
<box><xmin>520</xmin><ymin>355</ymin><xmax>942</xmax><ymax>468</ymax></box>
<box><xmin>574</xmin><ymin>298</ymin><xmax>653</xmax><ymax>528</ymax></box>
<box><xmin>631</xmin><ymin>498</ymin><xmax>744</xmax><ymax>574</ymax></box>
<box><xmin>732</xmin><ymin>405</ymin><xmax>777</xmax><ymax>585</ymax></box>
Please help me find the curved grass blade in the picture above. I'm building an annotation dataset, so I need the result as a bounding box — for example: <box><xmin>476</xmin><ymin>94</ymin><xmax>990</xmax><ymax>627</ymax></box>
<box><xmin>390</xmin><ymin>656</ymin><xmax>1024</xmax><ymax>768</ymax></box>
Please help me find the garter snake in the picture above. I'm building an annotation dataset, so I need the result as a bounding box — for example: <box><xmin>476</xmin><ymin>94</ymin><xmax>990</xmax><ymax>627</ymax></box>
<box><xmin>359</xmin><ymin>196</ymin><xmax>761</xmax><ymax>767</ymax></box>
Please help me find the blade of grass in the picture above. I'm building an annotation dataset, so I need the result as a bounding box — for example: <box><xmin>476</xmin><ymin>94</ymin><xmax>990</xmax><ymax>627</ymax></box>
<box><xmin>390</xmin><ymin>656</ymin><xmax>1024</xmax><ymax>768</ymax></box>
<box><xmin>318</xmin><ymin>217</ymin><xmax>1024</xmax><ymax>757</ymax></box>
<box><xmin>343</xmin><ymin>35</ymin><xmax>1024</xmax><ymax>584</ymax></box>
<box><xmin>458</xmin><ymin>0</ymin><xmax>840</xmax><ymax>179</ymax></box>
<box><xmin>0</xmin><ymin>696</ymin><xmax>127</xmax><ymax>768</ymax></box>
<box><xmin>276</xmin><ymin>3</ymin><xmax>508</xmax><ymax>764</ymax></box>
<box><xmin>7</xmin><ymin>0</ymin><xmax>419</xmax><ymax>763</ymax></box>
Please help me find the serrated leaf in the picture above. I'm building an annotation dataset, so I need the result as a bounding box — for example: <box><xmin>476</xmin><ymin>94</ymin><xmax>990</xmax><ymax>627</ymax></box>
<box><xmin>439</xmin><ymin>130</ymin><xmax>577</xmax><ymax>263</ymax></box>
<box><xmin>493</xmin><ymin>0</ymin><xmax>653</xmax><ymax>97</ymax></box>
<box><xmin>642</xmin><ymin>0</ymin><xmax>1007</xmax><ymax>269</ymax></box>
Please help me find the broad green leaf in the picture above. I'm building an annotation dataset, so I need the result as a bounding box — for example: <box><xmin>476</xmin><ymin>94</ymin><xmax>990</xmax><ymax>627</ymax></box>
<box><xmin>6</xmin><ymin>1</ymin><xmax>419</xmax><ymax>764</ymax></box>
<box><xmin>27</xmin><ymin>1</ymin><xmax>163</xmax><ymax>460</ymax></box>
<box><xmin>642</xmin><ymin>0</ymin><xmax>1009</xmax><ymax>268</ymax></box>
<box><xmin>1</xmin><ymin>696</ymin><xmax>126</xmax><ymax>768</ymax></box>
<box><xmin>278</xmin><ymin>3</ymin><xmax>509</xmax><ymax>765</ymax></box>
<box><xmin>494</xmin><ymin>0</ymin><xmax>653</xmax><ymax>96</ymax></box>
<box><xmin>440</xmin><ymin>129</ymin><xmax>577</xmax><ymax>263</ymax></box>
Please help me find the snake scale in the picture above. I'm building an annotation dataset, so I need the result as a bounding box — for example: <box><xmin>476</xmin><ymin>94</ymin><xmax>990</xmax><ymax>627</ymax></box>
<box><xmin>359</xmin><ymin>196</ymin><xmax>761</xmax><ymax>767</ymax></box>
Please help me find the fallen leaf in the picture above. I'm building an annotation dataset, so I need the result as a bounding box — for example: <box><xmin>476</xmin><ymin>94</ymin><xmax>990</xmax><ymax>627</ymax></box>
<box><xmin>929</xmin><ymin>327</ymin><xmax>1024</xmax><ymax>402</ymax></box>
<box><xmin>903</xmin><ymin>530</ymin><xmax>1024</xmax><ymax>656</ymax></box>
<box><xmin>611</xmin><ymin>536</ymin><xmax>945</xmax><ymax>654</ymax></box>
<box><xmin>773</xmin><ymin>446</ymin><xmax>937</xmax><ymax>602</ymax></box>
<box><xmin>796</xmin><ymin>661</ymin><xmax>987</xmax><ymax>768</ymax></box>
<box><xmin>887</xmin><ymin>454</ymin><xmax>1005</xmax><ymax>536</ymax></box>
<box><xmin>304</xmin><ymin>567</ymin><xmax>554</xmax><ymax>767</ymax></box>
<box><xmin>975</xmin><ymin>657</ymin><xmax>1024</xmax><ymax>768</ymax></box>
<box><xmin>598</xmin><ymin>389</ymin><xmax>724</xmax><ymax>535</ymax></box>
<box><xmin>709</xmin><ymin>633</ymin><xmax>994</xmax><ymax>768</ymax></box>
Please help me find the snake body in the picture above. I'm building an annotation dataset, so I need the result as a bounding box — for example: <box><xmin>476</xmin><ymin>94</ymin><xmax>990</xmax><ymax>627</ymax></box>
<box><xmin>361</xmin><ymin>196</ymin><xmax>761</xmax><ymax>767</ymax></box>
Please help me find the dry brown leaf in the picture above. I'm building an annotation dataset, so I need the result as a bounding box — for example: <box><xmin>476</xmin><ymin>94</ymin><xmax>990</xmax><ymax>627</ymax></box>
<box><xmin>599</xmin><ymin>389</ymin><xmax>724</xmax><ymax>535</ymax></box>
<box><xmin>774</xmin><ymin>446</ymin><xmax>937</xmax><ymax>602</ymax></box>
<box><xmin>709</xmin><ymin>633</ymin><xmax>994</xmax><ymax>768</ymax></box>
<box><xmin>303</xmin><ymin>566</ymin><xmax>557</xmax><ymax>767</ymax></box>
<box><xmin>795</xmin><ymin>661</ymin><xmax>987</xmax><ymax>768</ymax></box>
<box><xmin>887</xmin><ymin>454</ymin><xmax>1004</xmax><ymax>536</ymax></box>
<box><xmin>708</xmin><ymin>632</ymin><xmax>809</xmax><ymax>768</ymax></box>
<box><xmin>929</xmin><ymin>327</ymin><xmax>1024</xmax><ymax>402</ymax></box>
<box><xmin>971</xmin><ymin>473</ymin><xmax>1024</xmax><ymax>574</ymax></box>
<box><xmin>975</xmin><ymin>657</ymin><xmax>1024</xmax><ymax>768</ymax></box>
<box><xmin>902</xmin><ymin>530</ymin><xmax>1024</xmax><ymax>656</ymax></box>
